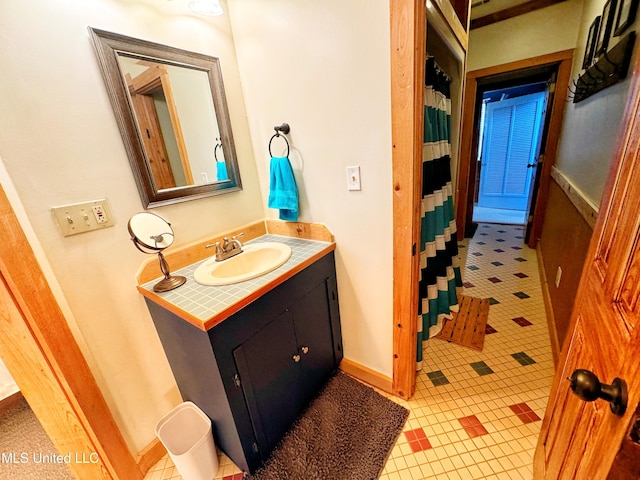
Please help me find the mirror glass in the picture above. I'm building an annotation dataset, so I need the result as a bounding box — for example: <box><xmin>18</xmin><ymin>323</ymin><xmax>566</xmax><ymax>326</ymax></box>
<box><xmin>128</xmin><ymin>212</ymin><xmax>175</xmax><ymax>251</ymax></box>
<box><xmin>128</xmin><ymin>212</ymin><xmax>187</xmax><ymax>292</ymax></box>
<box><xmin>89</xmin><ymin>27</ymin><xmax>242</xmax><ymax>208</ymax></box>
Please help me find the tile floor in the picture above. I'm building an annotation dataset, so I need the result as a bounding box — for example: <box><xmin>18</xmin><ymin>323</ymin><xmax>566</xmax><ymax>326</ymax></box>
<box><xmin>144</xmin><ymin>223</ymin><xmax>554</xmax><ymax>480</ymax></box>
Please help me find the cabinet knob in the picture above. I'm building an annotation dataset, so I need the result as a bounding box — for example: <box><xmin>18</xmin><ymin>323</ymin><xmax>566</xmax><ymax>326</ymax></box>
<box><xmin>293</xmin><ymin>354</ymin><xmax>301</xmax><ymax>363</ymax></box>
<box><xmin>300</xmin><ymin>346</ymin><xmax>309</xmax><ymax>354</ymax></box>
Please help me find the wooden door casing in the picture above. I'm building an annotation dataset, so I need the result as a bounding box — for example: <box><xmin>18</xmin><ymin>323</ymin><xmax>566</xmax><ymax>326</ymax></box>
<box><xmin>0</xmin><ymin>187</ymin><xmax>143</xmax><ymax>479</ymax></box>
<box><xmin>125</xmin><ymin>65</ymin><xmax>195</xmax><ymax>189</ymax></box>
<box><xmin>129</xmin><ymin>89</ymin><xmax>177</xmax><ymax>190</ymax></box>
<box><xmin>534</xmin><ymin>51</ymin><xmax>640</xmax><ymax>479</ymax></box>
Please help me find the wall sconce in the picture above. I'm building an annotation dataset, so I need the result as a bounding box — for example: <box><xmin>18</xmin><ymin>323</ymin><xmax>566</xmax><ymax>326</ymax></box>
<box><xmin>188</xmin><ymin>0</ymin><xmax>223</xmax><ymax>16</ymax></box>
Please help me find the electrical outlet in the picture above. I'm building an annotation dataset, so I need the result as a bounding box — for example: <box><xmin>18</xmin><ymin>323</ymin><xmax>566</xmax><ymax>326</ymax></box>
<box><xmin>555</xmin><ymin>266</ymin><xmax>562</xmax><ymax>288</ymax></box>
<box><xmin>92</xmin><ymin>205</ymin><xmax>108</xmax><ymax>224</ymax></box>
<box><xmin>346</xmin><ymin>166</ymin><xmax>361</xmax><ymax>191</ymax></box>
<box><xmin>52</xmin><ymin>199</ymin><xmax>115</xmax><ymax>237</ymax></box>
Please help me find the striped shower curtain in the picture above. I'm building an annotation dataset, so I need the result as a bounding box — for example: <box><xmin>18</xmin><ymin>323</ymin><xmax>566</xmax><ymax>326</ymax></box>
<box><xmin>417</xmin><ymin>57</ymin><xmax>463</xmax><ymax>371</ymax></box>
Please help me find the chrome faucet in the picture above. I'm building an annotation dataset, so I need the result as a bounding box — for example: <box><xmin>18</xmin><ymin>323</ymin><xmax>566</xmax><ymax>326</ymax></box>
<box><xmin>206</xmin><ymin>232</ymin><xmax>244</xmax><ymax>262</ymax></box>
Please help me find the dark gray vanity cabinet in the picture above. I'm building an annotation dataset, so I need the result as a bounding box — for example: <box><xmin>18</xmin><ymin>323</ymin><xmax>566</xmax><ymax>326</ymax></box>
<box><xmin>145</xmin><ymin>251</ymin><xmax>342</xmax><ymax>474</ymax></box>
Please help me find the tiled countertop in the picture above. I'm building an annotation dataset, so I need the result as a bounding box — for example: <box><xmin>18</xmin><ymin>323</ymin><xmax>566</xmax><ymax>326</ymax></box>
<box><xmin>139</xmin><ymin>234</ymin><xmax>334</xmax><ymax>330</ymax></box>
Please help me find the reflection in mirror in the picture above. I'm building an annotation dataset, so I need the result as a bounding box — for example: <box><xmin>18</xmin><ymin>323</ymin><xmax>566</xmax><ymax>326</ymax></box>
<box><xmin>89</xmin><ymin>27</ymin><xmax>242</xmax><ymax>207</ymax></box>
<box><xmin>128</xmin><ymin>212</ymin><xmax>186</xmax><ymax>292</ymax></box>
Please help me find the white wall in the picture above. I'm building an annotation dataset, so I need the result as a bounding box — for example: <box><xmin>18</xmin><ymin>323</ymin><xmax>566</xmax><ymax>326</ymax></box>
<box><xmin>468</xmin><ymin>0</ymin><xmax>638</xmax><ymax>206</ymax></box>
<box><xmin>468</xmin><ymin>0</ymin><xmax>584</xmax><ymax>71</ymax></box>
<box><xmin>228</xmin><ymin>0</ymin><xmax>394</xmax><ymax>376</ymax></box>
<box><xmin>554</xmin><ymin>0</ymin><xmax>640</xmax><ymax>205</ymax></box>
<box><xmin>0</xmin><ymin>359</ymin><xmax>19</xmax><ymax>400</ymax></box>
<box><xmin>0</xmin><ymin>0</ymin><xmax>263</xmax><ymax>453</ymax></box>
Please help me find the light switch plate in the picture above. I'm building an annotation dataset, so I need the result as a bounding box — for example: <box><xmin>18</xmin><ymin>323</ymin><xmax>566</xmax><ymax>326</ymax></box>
<box><xmin>346</xmin><ymin>166</ymin><xmax>361</xmax><ymax>191</ymax></box>
<box><xmin>52</xmin><ymin>199</ymin><xmax>115</xmax><ymax>237</ymax></box>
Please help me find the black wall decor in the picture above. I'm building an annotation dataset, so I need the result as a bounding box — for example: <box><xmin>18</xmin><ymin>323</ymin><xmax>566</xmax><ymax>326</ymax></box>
<box><xmin>572</xmin><ymin>31</ymin><xmax>636</xmax><ymax>103</ymax></box>
<box><xmin>615</xmin><ymin>0</ymin><xmax>639</xmax><ymax>36</ymax></box>
<box><xmin>596</xmin><ymin>0</ymin><xmax>618</xmax><ymax>56</ymax></box>
<box><xmin>583</xmin><ymin>16</ymin><xmax>601</xmax><ymax>69</ymax></box>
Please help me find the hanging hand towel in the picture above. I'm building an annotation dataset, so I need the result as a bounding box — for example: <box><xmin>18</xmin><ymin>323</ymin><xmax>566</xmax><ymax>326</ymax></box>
<box><xmin>216</xmin><ymin>161</ymin><xmax>229</xmax><ymax>181</ymax></box>
<box><xmin>268</xmin><ymin>156</ymin><xmax>298</xmax><ymax>221</ymax></box>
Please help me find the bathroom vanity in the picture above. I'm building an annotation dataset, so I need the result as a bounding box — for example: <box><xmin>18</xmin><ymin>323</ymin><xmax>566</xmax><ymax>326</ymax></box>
<box><xmin>137</xmin><ymin>234</ymin><xmax>343</xmax><ymax>474</ymax></box>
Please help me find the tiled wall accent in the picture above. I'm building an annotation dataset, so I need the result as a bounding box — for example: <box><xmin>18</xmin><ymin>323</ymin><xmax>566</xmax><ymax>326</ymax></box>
<box><xmin>141</xmin><ymin>235</ymin><xmax>331</xmax><ymax>321</ymax></box>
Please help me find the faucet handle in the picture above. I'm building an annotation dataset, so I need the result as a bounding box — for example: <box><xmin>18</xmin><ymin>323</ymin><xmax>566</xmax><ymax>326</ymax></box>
<box><xmin>232</xmin><ymin>232</ymin><xmax>244</xmax><ymax>247</ymax></box>
<box><xmin>206</xmin><ymin>241</ymin><xmax>224</xmax><ymax>254</ymax></box>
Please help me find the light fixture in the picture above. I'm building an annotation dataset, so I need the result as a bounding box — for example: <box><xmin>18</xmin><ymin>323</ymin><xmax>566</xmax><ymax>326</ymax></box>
<box><xmin>188</xmin><ymin>0</ymin><xmax>223</xmax><ymax>16</ymax></box>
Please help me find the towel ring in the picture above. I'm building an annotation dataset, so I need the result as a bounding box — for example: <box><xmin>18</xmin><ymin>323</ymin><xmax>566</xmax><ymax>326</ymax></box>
<box><xmin>214</xmin><ymin>138</ymin><xmax>223</xmax><ymax>163</ymax></box>
<box><xmin>268</xmin><ymin>132</ymin><xmax>290</xmax><ymax>158</ymax></box>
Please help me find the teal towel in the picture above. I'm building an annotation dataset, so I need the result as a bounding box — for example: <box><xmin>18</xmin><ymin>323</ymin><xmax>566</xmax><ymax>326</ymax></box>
<box><xmin>216</xmin><ymin>161</ymin><xmax>229</xmax><ymax>181</ymax></box>
<box><xmin>268</xmin><ymin>156</ymin><xmax>298</xmax><ymax>221</ymax></box>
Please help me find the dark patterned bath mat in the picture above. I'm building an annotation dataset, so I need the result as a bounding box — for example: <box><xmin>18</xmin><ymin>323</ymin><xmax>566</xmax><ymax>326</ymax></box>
<box><xmin>246</xmin><ymin>371</ymin><xmax>408</xmax><ymax>480</ymax></box>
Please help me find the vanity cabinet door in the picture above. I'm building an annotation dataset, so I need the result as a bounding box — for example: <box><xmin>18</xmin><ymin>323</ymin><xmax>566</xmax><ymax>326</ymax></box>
<box><xmin>291</xmin><ymin>281</ymin><xmax>336</xmax><ymax>407</ymax></box>
<box><xmin>233</xmin><ymin>310</ymin><xmax>306</xmax><ymax>456</ymax></box>
<box><xmin>233</xmin><ymin>279</ymin><xmax>338</xmax><ymax>459</ymax></box>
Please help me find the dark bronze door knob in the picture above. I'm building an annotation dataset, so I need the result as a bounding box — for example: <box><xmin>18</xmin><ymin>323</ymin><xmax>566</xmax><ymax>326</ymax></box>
<box><xmin>568</xmin><ymin>369</ymin><xmax>627</xmax><ymax>416</ymax></box>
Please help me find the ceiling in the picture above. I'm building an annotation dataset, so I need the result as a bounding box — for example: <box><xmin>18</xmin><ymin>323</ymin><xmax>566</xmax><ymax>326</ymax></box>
<box><xmin>470</xmin><ymin>0</ymin><xmax>567</xmax><ymax>29</ymax></box>
<box><xmin>471</xmin><ymin>0</ymin><xmax>530</xmax><ymax>19</ymax></box>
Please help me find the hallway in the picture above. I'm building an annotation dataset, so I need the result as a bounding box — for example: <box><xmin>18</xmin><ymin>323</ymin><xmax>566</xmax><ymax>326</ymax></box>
<box><xmin>145</xmin><ymin>223</ymin><xmax>555</xmax><ymax>480</ymax></box>
<box><xmin>379</xmin><ymin>223</ymin><xmax>554</xmax><ymax>479</ymax></box>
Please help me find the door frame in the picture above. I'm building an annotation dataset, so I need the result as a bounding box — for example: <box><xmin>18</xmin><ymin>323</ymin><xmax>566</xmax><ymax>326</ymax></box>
<box><xmin>456</xmin><ymin>50</ymin><xmax>574</xmax><ymax>247</ymax></box>
<box><xmin>390</xmin><ymin>4</ymin><xmax>573</xmax><ymax>398</ymax></box>
<box><xmin>0</xmin><ymin>187</ymin><xmax>143</xmax><ymax>479</ymax></box>
<box><xmin>390</xmin><ymin>0</ymin><xmax>427</xmax><ymax>400</ymax></box>
<box><xmin>125</xmin><ymin>64</ymin><xmax>195</xmax><ymax>188</ymax></box>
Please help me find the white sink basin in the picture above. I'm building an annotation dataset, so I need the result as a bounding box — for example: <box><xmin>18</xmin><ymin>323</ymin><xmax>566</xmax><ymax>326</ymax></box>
<box><xmin>193</xmin><ymin>242</ymin><xmax>292</xmax><ymax>286</ymax></box>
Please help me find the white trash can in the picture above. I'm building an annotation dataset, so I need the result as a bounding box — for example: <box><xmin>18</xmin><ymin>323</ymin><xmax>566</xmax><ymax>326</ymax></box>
<box><xmin>155</xmin><ymin>401</ymin><xmax>219</xmax><ymax>480</ymax></box>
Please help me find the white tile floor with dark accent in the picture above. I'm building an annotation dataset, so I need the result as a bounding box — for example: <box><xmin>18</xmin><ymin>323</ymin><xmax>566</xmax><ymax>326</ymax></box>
<box><xmin>144</xmin><ymin>223</ymin><xmax>554</xmax><ymax>480</ymax></box>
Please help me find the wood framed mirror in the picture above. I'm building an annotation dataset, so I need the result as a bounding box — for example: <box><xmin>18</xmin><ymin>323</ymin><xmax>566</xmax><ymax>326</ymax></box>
<box><xmin>89</xmin><ymin>27</ymin><xmax>242</xmax><ymax>208</ymax></box>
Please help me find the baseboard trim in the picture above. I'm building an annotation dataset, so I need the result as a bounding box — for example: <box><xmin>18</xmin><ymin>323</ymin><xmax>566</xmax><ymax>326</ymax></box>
<box><xmin>339</xmin><ymin>358</ymin><xmax>393</xmax><ymax>395</ymax></box>
<box><xmin>136</xmin><ymin>437</ymin><xmax>167</xmax><ymax>476</ymax></box>
<box><xmin>536</xmin><ymin>246</ymin><xmax>560</xmax><ymax>366</ymax></box>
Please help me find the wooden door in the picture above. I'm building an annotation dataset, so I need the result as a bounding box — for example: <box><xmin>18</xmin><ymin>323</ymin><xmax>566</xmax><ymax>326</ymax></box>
<box><xmin>128</xmin><ymin>89</ymin><xmax>177</xmax><ymax>190</ymax></box>
<box><xmin>534</xmin><ymin>67</ymin><xmax>640</xmax><ymax>478</ymax></box>
<box><xmin>478</xmin><ymin>92</ymin><xmax>545</xmax><ymax>211</ymax></box>
<box><xmin>124</xmin><ymin>65</ymin><xmax>194</xmax><ymax>189</ymax></box>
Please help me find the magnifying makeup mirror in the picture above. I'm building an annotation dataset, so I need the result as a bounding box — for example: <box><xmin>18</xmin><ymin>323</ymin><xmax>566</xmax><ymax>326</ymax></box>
<box><xmin>128</xmin><ymin>212</ymin><xmax>187</xmax><ymax>292</ymax></box>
